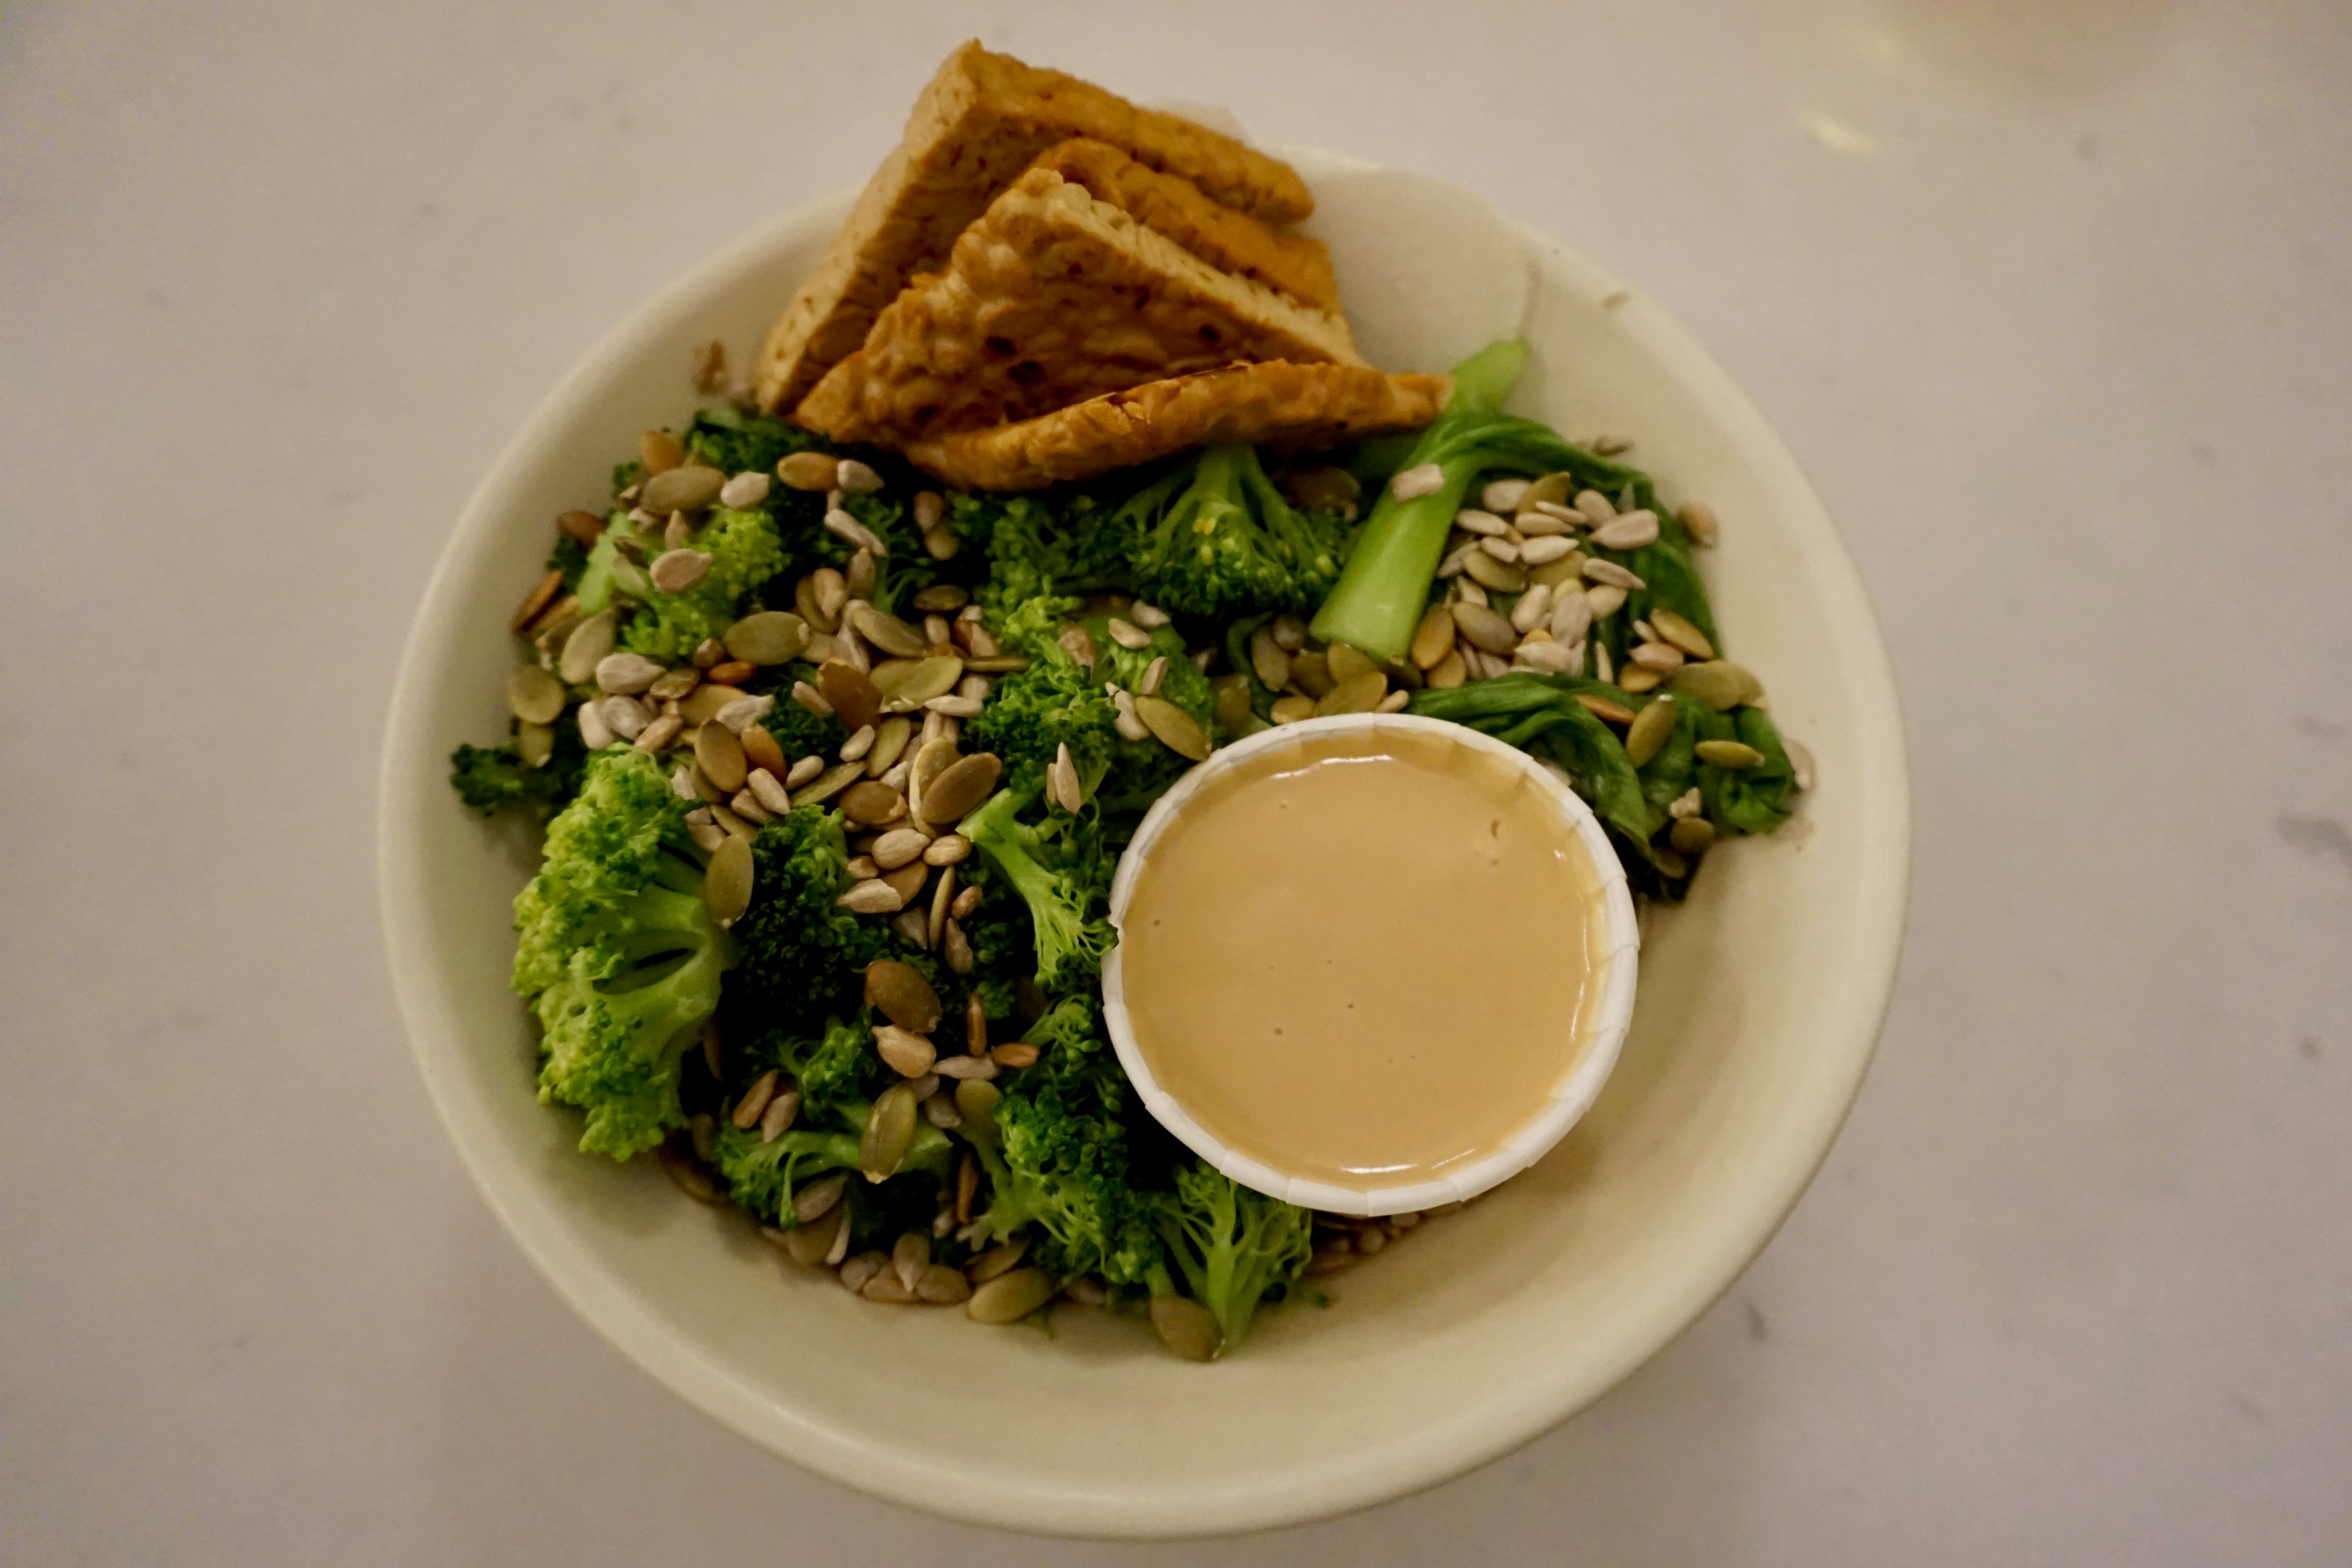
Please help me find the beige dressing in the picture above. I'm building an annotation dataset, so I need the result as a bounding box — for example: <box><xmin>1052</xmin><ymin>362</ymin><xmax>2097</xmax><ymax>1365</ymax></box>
<box><xmin>1118</xmin><ymin>725</ymin><xmax>1608</xmax><ymax>1186</ymax></box>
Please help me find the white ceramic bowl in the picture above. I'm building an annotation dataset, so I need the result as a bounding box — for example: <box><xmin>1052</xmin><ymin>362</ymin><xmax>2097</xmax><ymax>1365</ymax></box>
<box><xmin>1101</xmin><ymin>712</ymin><xmax>1642</xmax><ymax>1218</ymax></box>
<box><xmin>379</xmin><ymin>146</ymin><xmax>1909</xmax><ymax>1539</ymax></box>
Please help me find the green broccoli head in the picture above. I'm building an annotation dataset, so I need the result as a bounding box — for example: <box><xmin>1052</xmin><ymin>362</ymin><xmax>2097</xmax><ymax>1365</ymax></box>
<box><xmin>620</xmin><ymin>505</ymin><xmax>788</xmax><ymax>660</ymax></box>
<box><xmin>970</xmin><ymin>492</ymin><xmax>1140</xmax><ymax>619</ymax></box>
<box><xmin>959</xmin><ymin>788</ymin><xmax>1115</xmax><ymax>993</ymax></box>
<box><xmin>1121</xmin><ymin>445</ymin><xmax>1352</xmax><ymax>620</ymax></box>
<box><xmin>1155</xmin><ymin>1161</ymin><xmax>1316</xmax><ymax>1352</ymax></box>
<box><xmin>712</xmin><ymin>1110</ymin><xmax>954</xmax><ymax>1229</ymax></box>
<box><xmin>448</xmin><ymin>718</ymin><xmax>589</xmax><ymax>819</ymax></box>
<box><xmin>963</xmin><ymin>650</ymin><xmax>1121</xmax><ymax>804</ymax></box>
<box><xmin>511</xmin><ymin>750</ymin><xmax>733</xmax><ymax>1158</ymax></box>
<box><xmin>963</xmin><ymin>995</ymin><xmax>1164</xmax><ymax>1287</ymax></box>
<box><xmin>727</xmin><ymin>807</ymin><xmax>895</xmax><ymax>1034</ymax></box>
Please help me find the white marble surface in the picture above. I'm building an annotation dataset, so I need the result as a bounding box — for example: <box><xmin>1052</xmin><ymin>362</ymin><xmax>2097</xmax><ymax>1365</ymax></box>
<box><xmin>4</xmin><ymin>1</ymin><xmax>2348</xmax><ymax>1561</ymax></box>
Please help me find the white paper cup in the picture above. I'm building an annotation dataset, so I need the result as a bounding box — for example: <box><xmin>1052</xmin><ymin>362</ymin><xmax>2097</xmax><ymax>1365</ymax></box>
<box><xmin>1101</xmin><ymin>711</ymin><xmax>1640</xmax><ymax>1217</ymax></box>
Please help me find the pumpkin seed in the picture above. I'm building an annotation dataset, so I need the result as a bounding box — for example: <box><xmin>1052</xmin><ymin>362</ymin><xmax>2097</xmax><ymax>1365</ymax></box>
<box><xmin>1287</xmin><ymin>649</ymin><xmax>1333</xmax><ymax>699</ymax></box>
<box><xmin>851</xmin><ymin>606</ymin><xmax>927</xmax><ymax>658</ymax></box>
<box><xmin>942</xmin><ymin>916</ymin><xmax>973</xmax><ymax>973</ymax></box>
<box><xmin>669</xmin><ymin>684</ymin><xmax>729</xmax><ymax>727</ymax></box>
<box><xmin>1449</xmin><ymin>601</ymin><xmax>1518</xmax><ymax>655</ymax></box>
<box><xmin>1325</xmin><ymin>643</ymin><xmax>1378</xmax><ymax>685</ymax></box>
<box><xmin>839</xmin><ymin>780</ymin><xmax>905</xmax><ymax>826</ymax></box>
<box><xmin>1267</xmin><ymin>694</ymin><xmax>1313</xmax><ymax>724</ymax></box>
<box><xmin>916</xmin><ymin>1263</ymin><xmax>973</xmax><ymax>1304</ymax></box>
<box><xmin>1575</xmin><ymin>692</ymin><xmax>1637</xmax><ymax>723</ymax></box>
<box><xmin>1625</xmin><ymin>699</ymin><xmax>1678</xmax><ymax>767</ymax></box>
<box><xmin>1136</xmin><ymin>696</ymin><xmax>1210</xmax><ymax>761</ymax></box>
<box><xmin>1237</xmin><ymin>625</ymin><xmax>1286</xmax><ymax>692</ymax></box>
<box><xmin>1461</xmin><ymin>550</ymin><xmax>1528</xmax><ymax>592</ymax></box>
<box><xmin>511</xmin><ymin>568</ymin><xmax>564</xmax><ymax>635</ymax></box>
<box><xmin>919</xmin><ymin>752</ymin><xmax>1002</xmax><ymax>826</ymax></box>
<box><xmin>722</xmin><ymin>611</ymin><xmax>809</xmax><ymax>666</ymax></box>
<box><xmin>1619</xmin><ymin>665</ymin><xmax>1662</xmax><ymax>693</ymax></box>
<box><xmin>910</xmin><ymin>584</ymin><xmax>968</xmax><ymax>614</ymax></box>
<box><xmin>1515</xmin><ymin>472</ymin><xmax>1572</xmax><ymax>516</ymax></box>
<box><xmin>856</xmin><ymin>717</ymin><xmax>907</xmax><ymax>781</ymax></box>
<box><xmin>778</xmin><ymin>1202</ymin><xmax>845</xmax><ymax>1266</ymax></box>
<box><xmin>557</xmin><ymin>508</ymin><xmax>606</xmax><ymax>548</ymax></box>
<box><xmin>860</xmin><ymin>1085</ymin><xmax>917</xmax><ymax>1180</ymax></box>
<box><xmin>1695</xmin><ymin>738</ymin><xmax>1765</xmax><ymax>769</ymax></box>
<box><xmin>815</xmin><ymin>659</ymin><xmax>882</xmax><ymax>731</ymax></box>
<box><xmin>658</xmin><ymin>1140</ymin><xmax>719</xmax><ymax>1204</ymax></box>
<box><xmin>837</xmin><ymin>1252</ymin><xmax>886</xmax><ymax>1294</ymax></box>
<box><xmin>1427</xmin><ymin>649</ymin><xmax>1468</xmax><ymax>689</ymax></box>
<box><xmin>739</xmin><ymin>725</ymin><xmax>786</xmax><ymax>778</ymax></box>
<box><xmin>790</xmin><ymin>760</ymin><xmax>864</xmax><ymax>807</ymax></box>
<box><xmin>638</xmin><ymin>429</ymin><xmax>684</xmax><ymax>474</ymax></box>
<box><xmin>1211</xmin><ymin>674</ymin><xmax>1254</xmax><ymax>736</ymax></box>
<box><xmin>694</xmin><ymin>722</ymin><xmax>747</xmax><ymax>793</ymax></box>
<box><xmin>967</xmin><ymin>1236</ymin><xmax>1029</xmax><ymax>1283</ymax></box>
<box><xmin>1669</xmin><ymin>816</ymin><xmax>1716</xmax><ymax>855</ymax></box>
<box><xmin>703</xmin><ymin>834</ymin><xmax>753</xmax><ymax>926</ymax></box>
<box><xmin>1529</xmin><ymin>552</ymin><xmax>1586</xmax><ymax>591</ymax></box>
<box><xmin>1407</xmin><ymin>605</ymin><xmax>1455</xmax><ymax>669</ymax></box>
<box><xmin>871</xmin><ymin>655</ymin><xmax>963</xmax><ymax>710</ymax></box>
<box><xmin>1678</xmin><ymin>500</ymin><xmax>1719</xmax><ymax>546</ymax></box>
<box><xmin>1669</xmin><ymin>660</ymin><xmax>1759</xmax><ymax>711</ymax></box>
<box><xmin>990</xmin><ymin>1041</ymin><xmax>1039</xmax><ymax>1070</ymax></box>
<box><xmin>1150</xmin><ymin>1295</ymin><xmax>1222</xmax><ymax>1361</ymax></box>
<box><xmin>1315</xmin><ymin>671</ymin><xmax>1388</xmax><ymax>716</ymax></box>
<box><xmin>953</xmin><ymin>1077</ymin><xmax>1000</xmax><ymax>1140</ymax></box>
<box><xmin>863</xmin><ymin>959</ymin><xmax>941</xmax><ymax>1034</ymax></box>
<box><xmin>557</xmin><ymin>609</ymin><xmax>617</xmax><ymax>684</ymax></box>
<box><xmin>512</xmin><ymin>720</ymin><xmax>554</xmax><ymax>767</ymax></box>
<box><xmin>967</xmin><ymin>1267</ymin><xmax>1055</xmax><ymax>1324</ymax></box>
<box><xmin>1648</xmin><ymin>609</ymin><xmax>1714</xmax><ymax>660</ymax></box>
<box><xmin>640</xmin><ymin>465</ymin><xmax>724</xmax><ymax>515</ymax></box>
<box><xmin>777</xmin><ymin>451</ymin><xmax>838</xmax><ymax>491</ymax></box>
<box><xmin>507</xmin><ymin>664</ymin><xmax>567</xmax><ymax>725</ymax></box>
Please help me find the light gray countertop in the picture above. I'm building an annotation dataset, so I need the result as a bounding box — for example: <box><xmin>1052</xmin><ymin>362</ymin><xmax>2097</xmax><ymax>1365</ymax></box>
<box><xmin>4</xmin><ymin>1</ymin><xmax>2347</xmax><ymax>1562</ymax></box>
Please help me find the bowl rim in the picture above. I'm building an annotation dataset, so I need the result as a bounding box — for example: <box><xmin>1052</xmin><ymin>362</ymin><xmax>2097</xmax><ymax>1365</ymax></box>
<box><xmin>1100</xmin><ymin>710</ymin><xmax>1642</xmax><ymax>1217</ymax></box>
<box><xmin>377</xmin><ymin>148</ymin><xmax>1911</xmax><ymax>1539</ymax></box>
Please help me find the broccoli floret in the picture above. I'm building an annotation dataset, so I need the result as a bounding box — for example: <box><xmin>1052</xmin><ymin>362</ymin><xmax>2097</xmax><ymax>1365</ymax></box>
<box><xmin>959</xmin><ymin>789</ymin><xmax>1115</xmax><ymax>992</ymax></box>
<box><xmin>1155</xmin><ymin>1162</ymin><xmax>1315</xmax><ymax>1353</ymax></box>
<box><xmin>727</xmin><ymin>808</ymin><xmax>895</xmax><ymax>1034</ymax></box>
<box><xmin>1118</xmin><ymin>444</ymin><xmax>1353</xmax><ymax>620</ymax></box>
<box><xmin>621</xmin><ymin>505</ymin><xmax>788</xmax><ymax>659</ymax></box>
<box><xmin>448</xmin><ymin>719</ymin><xmax>589</xmax><ymax>818</ymax></box>
<box><xmin>547</xmin><ymin>530</ymin><xmax>590</xmax><ymax>592</ymax></box>
<box><xmin>682</xmin><ymin>404</ymin><xmax>822</xmax><ymax>477</ymax></box>
<box><xmin>511</xmin><ymin>750</ymin><xmax>733</xmax><ymax>1158</ymax></box>
<box><xmin>711</xmin><ymin>1106</ymin><xmax>954</xmax><ymax>1229</ymax></box>
<box><xmin>960</xmin><ymin>995</ymin><xmax>1163</xmax><ymax>1286</ymax></box>
<box><xmin>970</xmin><ymin>492</ymin><xmax>1140</xmax><ymax>618</ymax></box>
<box><xmin>963</xmin><ymin>650</ymin><xmax>1121</xmax><ymax>804</ymax></box>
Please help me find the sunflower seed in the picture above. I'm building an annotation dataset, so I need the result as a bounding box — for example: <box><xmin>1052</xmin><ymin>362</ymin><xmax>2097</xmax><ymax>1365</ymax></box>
<box><xmin>1548</xmin><ymin>592</ymin><xmax>1594</xmax><ymax>646</ymax></box>
<box><xmin>1678</xmin><ymin>500</ymin><xmax>1719</xmax><ymax>546</ymax></box>
<box><xmin>837</xmin><ymin>1251</ymin><xmax>884</xmax><ymax>1293</ymax></box>
<box><xmin>590</xmin><ymin>651</ymin><xmax>661</xmax><ymax>696</ymax></box>
<box><xmin>1047</xmin><ymin>744</ymin><xmax>1084</xmax><ymax>814</ymax></box>
<box><xmin>830</xmin><ymin>458</ymin><xmax>880</xmax><ymax>494</ymax></box>
<box><xmin>914</xmin><ymin>1262</ymin><xmax>971</xmax><ymax>1305</ymax></box>
<box><xmin>759</xmin><ymin>1086</ymin><xmax>801</xmax><ymax>1143</ymax></box>
<box><xmin>684</xmin><ymin>809</ymin><xmax>725</xmax><ymax>853</ymax></box>
<box><xmin>839</xmin><ymin>879</ymin><xmax>905</xmax><ymax>913</ymax></box>
<box><xmin>1512</xmin><ymin>508</ymin><xmax>1573</xmax><ymax>537</ymax></box>
<box><xmin>1477</xmin><ymin>536</ymin><xmax>1521</xmax><ymax>564</ymax></box>
<box><xmin>1586</xmin><ymin>584</ymin><xmax>1630</xmax><ymax>620</ymax></box>
<box><xmin>1058</xmin><ymin>624</ymin><xmax>1098</xmax><ymax>669</ymax></box>
<box><xmin>943</xmin><ymin>916</ymin><xmax>973</xmax><ymax>974</ymax></box>
<box><xmin>932</xmin><ymin>1054</ymin><xmax>997</xmax><ymax>1082</ymax></box>
<box><xmin>1582</xmin><ymin>559</ymin><xmax>1645</xmax><ymax>589</ymax></box>
<box><xmin>715</xmin><ymin>695</ymin><xmax>774</xmax><ymax>733</ymax></box>
<box><xmin>867</xmin><ymin>828</ymin><xmax>927</xmax><ymax>871</ymax></box>
<box><xmin>1389</xmin><ymin>462</ymin><xmax>1444</xmax><ymax>500</ymax></box>
<box><xmin>824</xmin><ymin>509</ymin><xmax>886</xmax><ymax>556</ymax></box>
<box><xmin>1436</xmin><ymin>541</ymin><xmax>1478</xmax><ymax>578</ymax></box>
<box><xmin>1510</xmin><ymin>582</ymin><xmax>1554</xmax><ymax>634</ymax></box>
<box><xmin>1630</xmin><ymin>641</ymin><xmax>1686</xmax><ymax>672</ymax></box>
<box><xmin>1574</xmin><ymin>488</ymin><xmax>1616</xmax><ymax>522</ymax></box>
<box><xmin>511</xmin><ymin>569</ymin><xmax>565</xmax><ymax>635</ymax></box>
<box><xmin>1453</xmin><ymin>508</ymin><xmax>1508</xmax><ymax>537</ymax></box>
<box><xmin>873</xmin><ymin>1025</ymin><xmax>936</xmax><ymax>1078</ymax></box>
<box><xmin>1112</xmin><ymin>690</ymin><xmax>1150</xmax><ymax>741</ymax></box>
<box><xmin>1126</xmin><ymin>598</ymin><xmax>1172</xmax><ymax>630</ymax></box>
<box><xmin>1513</xmin><ymin>639</ymin><xmax>1581</xmax><ymax>674</ymax></box>
<box><xmin>593</xmin><ymin>695</ymin><xmax>645</xmax><ymax>741</ymax></box>
<box><xmin>1481</xmin><ymin>477</ymin><xmax>1531</xmax><ymax>513</ymax></box>
<box><xmin>1517</xmin><ymin>535</ymin><xmax>1576</xmax><ymax>565</ymax></box>
<box><xmin>1134</xmin><ymin>654</ymin><xmax>1169</xmax><ymax>699</ymax></box>
<box><xmin>1592</xmin><ymin>511</ymin><xmax>1660</xmax><ymax>550</ymax></box>
<box><xmin>1452</xmin><ymin>578</ymin><xmax>1488</xmax><ymax>609</ymax></box>
<box><xmin>923</xmin><ymin>1095</ymin><xmax>960</xmax><ymax>1129</ymax></box>
<box><xmin>1104</xmin><ymin>618</ymin><xmax>1151</xmax><ymax>651</ymax></box>
<box><xmin>647</xmin><ymin>549</ymin><xmax>712</xmax><ymax>594</ymax></box>
<box><xmin>1668</xmin><ymin>786</ymin><xmax>1704</xmax><ymax>820</ymax></box>
<box><xmin>634</xmin><ymin>714</ymin><xmax>683</xmax><ymax>754</ymax></box>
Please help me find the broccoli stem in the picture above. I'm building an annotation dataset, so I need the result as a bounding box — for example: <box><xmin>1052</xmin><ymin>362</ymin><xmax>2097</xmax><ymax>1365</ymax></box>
<box><xmin>1308</xmin><ymin>338</ymin><xmax>1530</xmax><ymax>660</ymax></box>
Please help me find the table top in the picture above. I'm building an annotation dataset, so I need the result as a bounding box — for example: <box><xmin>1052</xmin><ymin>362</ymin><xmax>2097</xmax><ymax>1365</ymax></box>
<box><xmin>6</xmin><ymin>2</ymin><xmax>2348</xmax><ymax>1562</ymax></box>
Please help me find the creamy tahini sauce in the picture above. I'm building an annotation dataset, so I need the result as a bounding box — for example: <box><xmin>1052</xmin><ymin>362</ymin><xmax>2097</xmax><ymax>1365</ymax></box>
<box><xmin>1118</xmin><ymin>725</ymin><xmax>1607</xmax><ymax>1186</ymax></box>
